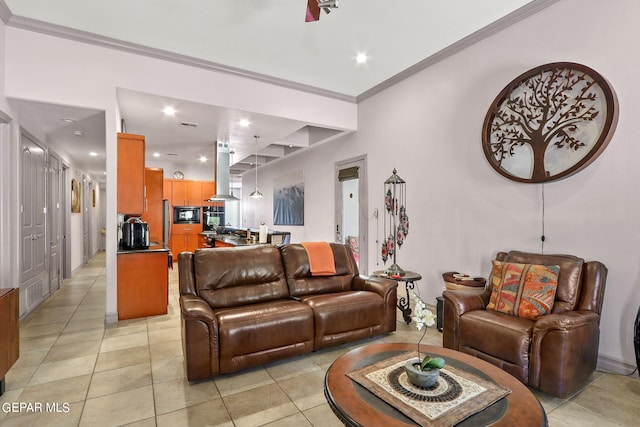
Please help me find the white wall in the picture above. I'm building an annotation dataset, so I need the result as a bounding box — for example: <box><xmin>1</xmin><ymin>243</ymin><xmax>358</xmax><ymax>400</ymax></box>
<box><xmin>4</xmin><ymin>28</ymin><xmax>357</xmax><ymax>321</ymax></box>
<box><xmin>243</xmin><ymin>0</ymin><xmax>640</xmax><ymax>371</ymax></box>
<box><xmin>5</xmin><ymin>0</ymin><xmax>636</xmax><ymax>370</ymax></box>
<box><xmin>145</xmin><ymin>158</ymin><xmax>215</xmax><ymax>182</ymax></box>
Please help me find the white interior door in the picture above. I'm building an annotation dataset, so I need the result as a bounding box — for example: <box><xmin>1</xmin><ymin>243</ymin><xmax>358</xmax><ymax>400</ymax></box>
<box><xmin>48</xmin><ymin>151</ymin><xmax>62</xmax><ymax>293</ymax></box>
<box><xmin>335</xmin><ymin>156</ymin><xmax>368</xmax><ymax>273</ymax></box>
<box><xmin>82</xmin><ymin>176</ymin><xmax>91</xmax><ymax>263</ymax></box>
<box><xmin>20</xmin><ymin>129</ymin><xmax>48</xmax><ymax>312</ymax></box>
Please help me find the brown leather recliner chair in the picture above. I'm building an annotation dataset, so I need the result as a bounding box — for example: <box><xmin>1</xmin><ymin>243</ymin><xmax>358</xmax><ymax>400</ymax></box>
<box><xmin>443</xmin><ymin>251</ymin><xmax>607</xmax><ymax>398</ymax></box>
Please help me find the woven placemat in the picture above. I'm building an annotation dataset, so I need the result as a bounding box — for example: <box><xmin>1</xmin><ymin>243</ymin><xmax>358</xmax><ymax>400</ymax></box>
<box><xmin>347</xmin><ymin>351</ymin><xmax>511</xmax><ymax>426</ymax></box>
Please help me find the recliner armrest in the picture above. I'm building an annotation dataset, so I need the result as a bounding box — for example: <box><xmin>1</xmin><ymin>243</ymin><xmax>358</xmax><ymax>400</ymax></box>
<box><xmin>443</xmin><ymin>288</ymin><xmax>490</xmax><ymax>315</ymax></box>
<box><xmin>353</xmin><ymin>275</ymin><xmax>398</xmax><ymax>333</ymax></box>
<box><xmin>180</xmin><ymin>294</ymin><xmax>217</xmax><ymax>324</ymax></box>
<box><xmin>529</xmin><ymin>310</ymin><xmax>601</xmax><ymax>397</ymax></box>
<box><xmin>180</xmin><ymin>294</ymin><xmax>220</xmax><ymax>380</ymax></box>
<box><xmin>442</xmin><ymin>288</ymin><xmax>489</xmax><ymax>351</ymax></box>
<box><xmin>533</xmin><ymin>310</ymin><xmax>599</xmax><ymax>334</ymax></box>
<box><xmin>353</xmin><ymin>275</ymin><xmax>397</xmax><ymax>298</ymax></box>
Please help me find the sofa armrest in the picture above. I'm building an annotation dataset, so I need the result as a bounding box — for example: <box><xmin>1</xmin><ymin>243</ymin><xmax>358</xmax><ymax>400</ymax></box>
<box><xmin>181</xmin><ymin>294</ymin><xmax>216</xmax><ymax>322</ymax></box>
<box><xmin>529</xmin><ymin>310</ymin><xmax>601</xmax><ymax>397</ymax></box>
<box><xmin>180</xmin><ymin>294</ymin><xmax>220</xmax><ymax>380</ymax></box>
<box><xmin>353</xmin><ymin>275</ymin><xmax>396</xmax><ymax>297</ymax></box>
<box><xmin>442</xmin><ymin>288</ymin><xmax>490</xmax><ymax>351</ymax></box>
<box><xmin>353</xmin><ymin>275</ymin><xmax>398</xmax><ymax>332</ymax></box>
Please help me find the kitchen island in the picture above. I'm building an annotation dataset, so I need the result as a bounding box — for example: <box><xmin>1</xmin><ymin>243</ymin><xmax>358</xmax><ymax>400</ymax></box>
<box><xmin>117</xmin><ymin>244</ymin><xmax>171</xmax><ymax>320</ymax></box>
<box><xmin>200</xmin><ymin>227</ymin><xmax>291</xmax><ymax>248</ymax></box>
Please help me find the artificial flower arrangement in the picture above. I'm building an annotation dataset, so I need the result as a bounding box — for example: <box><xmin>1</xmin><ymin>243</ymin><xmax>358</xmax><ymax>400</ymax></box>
<box><xmin>409</xmin><ymin>290</ymin><xmax>446</xmax><ymax>371</ymax></box>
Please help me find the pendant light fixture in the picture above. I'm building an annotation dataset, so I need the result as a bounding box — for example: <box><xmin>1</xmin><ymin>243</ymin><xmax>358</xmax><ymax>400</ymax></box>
<box><xmin>250</xmin><ymin>135</ymin><xmax>263</xmax><ymax>199</ymax></box>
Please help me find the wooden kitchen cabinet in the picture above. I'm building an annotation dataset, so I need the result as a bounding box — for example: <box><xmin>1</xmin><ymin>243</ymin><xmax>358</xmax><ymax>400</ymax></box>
<box><xmin>201</xmin><ymin>181</ymin><xmax>216</xmax><ymax>206</ymax></box>
<box><xmin>171</xmin><ymin>180</ymin><xmax>202</xmax><ymax>206</ymax></box>
<box><xmin>171</xmin><ymin>223</ymin><xmax>202</xmax><ymax>254</ymax></box>
<box><xmin>117</xmin><ymin>251</ymin><xmax>168</xmax><ymax>320</ymax></box>
<box><xmin>0</xmin><ymin>288</ymin><xmax>19</xmax><ymax>395</ymax></box>
<box><xmin>117</xmin><ymin>133</ymin><xmax>145</xmax><ymax>215</ymax></box>
<box><xmin>141</xmin><ymin>167</ymin><xmax>164</xmax><ymax>243</ymax></box>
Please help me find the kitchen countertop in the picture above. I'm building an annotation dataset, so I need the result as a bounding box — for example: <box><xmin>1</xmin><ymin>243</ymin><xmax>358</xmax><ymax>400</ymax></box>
<box><xmin>117</xmin><ymin>243</ymin><xmax>171</xmax><ymax>254</ymax></box>
<box><xmin>212</xmin><ymin>236</ymin><xmax>266</xmax><ymax>246</ymax></box>
<box><xmin>200</xmin><ymin>227</ymin><xmax>290</xmax><ymax>247</ymax></box>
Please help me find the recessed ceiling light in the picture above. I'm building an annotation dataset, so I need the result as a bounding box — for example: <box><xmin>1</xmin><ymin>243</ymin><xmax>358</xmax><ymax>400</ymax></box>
<box><xmin>163</xmin><ymin>106</ymin><xmax>177</xmax><ymax>116</ymax></box>
<box><xmin>355</xmin><ymin>53</ymin><xmax>368</xmax><ymax>64</ymax></box>
<box><xmin>74</xmin><ymin>130</ymin><xmax>84</xmax><ymax>136</ymax></box>
<box><xmin>153</xmin><ymin>152</ymin><xmax>160</xmax><ymax>158</ymax></box>
<box><xmin>89</xmin><ymin>152</ymin><xmax>98</xmax><ymax>157</ymax></box>
<box><xmin>199</xmin><ymin>156</ymin><xmax>207</xmax><ymax>163</ymax></box>
<box><xmin>239</xmin><ymin>119</ymin><xmax>250</xmax><ymax>127</ymax></box>
<box><xmin>61</xmin><ymin>118</ymin><xmax>76</xmax><ymax>123</ymax></box>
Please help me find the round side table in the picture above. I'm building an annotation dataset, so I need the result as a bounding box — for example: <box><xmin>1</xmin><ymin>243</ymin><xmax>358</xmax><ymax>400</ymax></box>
<box><xmin>373</xmin><ymin>270</ymin><xmax>421</xmax><ymax>324</ymax></box>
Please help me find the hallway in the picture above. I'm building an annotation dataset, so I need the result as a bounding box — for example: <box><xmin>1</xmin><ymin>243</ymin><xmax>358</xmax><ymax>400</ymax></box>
<box><xmin>1</xmin><ymin>252</ymin><xmax>639</xmax><ymax>426</ymax></box>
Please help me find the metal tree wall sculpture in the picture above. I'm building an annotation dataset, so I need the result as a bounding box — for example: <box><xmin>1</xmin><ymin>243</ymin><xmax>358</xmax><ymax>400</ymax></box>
<box><xmin>483</xmin><ymin>62</ymin><xmax>618</xmax><ymax>183</ymax></box>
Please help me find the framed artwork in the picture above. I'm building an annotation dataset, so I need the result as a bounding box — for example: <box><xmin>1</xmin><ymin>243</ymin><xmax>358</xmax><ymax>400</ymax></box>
<box><xmin>274</xmin><ymin>171</ymin><xmax>304</xmax><ymax>225</ymax></box>
<box><xmin>92</xmin><ymin>189</ymin><xmax>96</xmax><ymax>208</ymax></box>
<box><xmin>482</xmin><ymin>62</ymin><xmax>618</xmax><ymax>183</ymax></box>
<box><xmin>71</xmin><ymin>178</ymin><xmax>81</xmax><ymax>213</ymax></box>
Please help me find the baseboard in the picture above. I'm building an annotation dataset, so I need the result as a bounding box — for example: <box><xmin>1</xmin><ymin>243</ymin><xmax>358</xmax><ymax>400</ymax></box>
<box><xmin>104</xmin><ymin>312</ymin><xmax>118</xmax><ymax>324</ymax></box>
<box><xmin>597</xmin><ymin>353</ymin><xmax>638</xmax><ymax>378</ymax></box>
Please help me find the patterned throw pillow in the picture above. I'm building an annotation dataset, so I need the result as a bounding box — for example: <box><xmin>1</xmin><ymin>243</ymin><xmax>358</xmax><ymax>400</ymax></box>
<box><xmin>486</xmin><ymin>260</ymin><xmax>560</xmax><ymax>320</ymax></box>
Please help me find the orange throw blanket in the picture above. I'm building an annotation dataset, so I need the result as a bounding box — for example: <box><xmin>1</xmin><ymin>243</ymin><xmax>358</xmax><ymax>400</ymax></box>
<box><xmin>301</xmin><ymin>242</ymin><xmax>336</xmax><ymax>276</ymax></box>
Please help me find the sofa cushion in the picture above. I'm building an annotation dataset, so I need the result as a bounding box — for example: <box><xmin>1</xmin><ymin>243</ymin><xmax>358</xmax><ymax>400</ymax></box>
<box><xmin>460</xmin><ymin>310</ymin><xmax>534</xmax><ymax>369</ymax></box>
<box><xmin>216</xmin><ymin>300</ymin><xmax>314</xmax><ymax>373</ymax></box>
<box><xmin>194</xmin><ymin>246</ymin><xmax>289</xmax><ymax>308</ymax></box>
<box><xmin>301</xmin><ymin>291</ymin><xmax>385</xmax><ymax>349</ymax></box>
<box><xmin>280</xmin><ymin>243</ymin><xmax>358</xmax><ymax>297</ymax></box>
<box><xmin>499</xmin><ymin>251</ymin><xmax>584</xmax><ymax>313</ymax></box>
<box><xmin>487</xmin><ymin>261</ymin><xmax>559</xmax><ymax>320</ymax></box>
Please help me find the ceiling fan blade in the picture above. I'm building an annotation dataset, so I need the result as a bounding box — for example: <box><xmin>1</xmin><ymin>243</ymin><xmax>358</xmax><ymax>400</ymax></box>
<box><xmin>306</xmin><ymin>0</ymin><xmax>321</xmax><ymax>22</ymax></box>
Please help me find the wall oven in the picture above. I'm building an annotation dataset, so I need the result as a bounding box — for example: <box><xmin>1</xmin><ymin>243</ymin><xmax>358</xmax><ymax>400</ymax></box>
<box><xmin>203</xmin><ymin>205</ymin><xmax>225</xmax><ymax>231</ymax></box>
<box><xmin>173</xmin><ymin>206</ymin><xmax>201</xmax><ymax>224</ymax></box>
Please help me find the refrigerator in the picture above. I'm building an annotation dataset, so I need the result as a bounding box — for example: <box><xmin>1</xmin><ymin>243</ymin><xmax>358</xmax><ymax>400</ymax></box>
<box><xmin>162</xmin><ymin>200</ymin><xmax>170</xmax><ymax>246</ymax></box>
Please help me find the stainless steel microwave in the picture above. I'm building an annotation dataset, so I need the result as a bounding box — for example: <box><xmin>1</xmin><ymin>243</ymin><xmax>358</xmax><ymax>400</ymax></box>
<box><xmin>173</xmin><ymin>206</ymin><xmax>201</xmax><ymax>224</ymax></box>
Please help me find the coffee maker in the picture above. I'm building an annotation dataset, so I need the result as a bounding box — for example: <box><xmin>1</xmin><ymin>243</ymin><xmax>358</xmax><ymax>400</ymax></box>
<box><xmin>121</xmin><ymin>217</ymin><xmax>150</xmax><ymax>250</ymax></box>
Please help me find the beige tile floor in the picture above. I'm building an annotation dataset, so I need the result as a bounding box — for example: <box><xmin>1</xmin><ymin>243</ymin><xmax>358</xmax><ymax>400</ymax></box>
<box><xmin>1</xmin><ymin>252</ymin><xmax>639</xmax><ymax>426</ymax></box>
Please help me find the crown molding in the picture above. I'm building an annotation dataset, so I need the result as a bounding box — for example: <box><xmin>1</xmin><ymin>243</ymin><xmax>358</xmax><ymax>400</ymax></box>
<box><xmin>357</xmin><ymin>0</ymin><xmax>560</xmax><ymax>102</ymax></box>
<box><xmin>4</xmin><ymin>11</ymin><xmax>357</xmax><ymax>104</ymax></box>
<box><xmin>0</xmin><ymin>1</ymin><xmax>11</xmax><ymax>24</ymax></box>
<box><xmin>0</xmin><ymin>0</ymin><xmax>557</xmax><ymax>104</ymax></box>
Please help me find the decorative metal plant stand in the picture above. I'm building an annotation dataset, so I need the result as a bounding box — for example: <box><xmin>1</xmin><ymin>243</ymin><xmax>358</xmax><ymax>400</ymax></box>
<box><xmin>381</xmin><ymin>168</ymin><xmax>409</xmax><ymax>276</ymax></box>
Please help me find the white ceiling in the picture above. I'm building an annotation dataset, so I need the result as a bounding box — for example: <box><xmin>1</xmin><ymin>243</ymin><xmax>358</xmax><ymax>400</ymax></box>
<box><xmin>2</xmin><ymin>0</ymin><xmax>554</xmax><ymax>184</ymax></box>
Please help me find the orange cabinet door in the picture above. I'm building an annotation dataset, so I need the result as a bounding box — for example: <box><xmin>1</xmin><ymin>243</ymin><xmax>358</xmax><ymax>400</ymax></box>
<box><xmin>187</xmin><ymin>181</ymin><xmax>202</xmax><ymax>205</ymax></box>
<box><xmin>117</xmin><ymin>133</ymin><xmax>145</xmax><ymax>215</ymax></box>
<box><xmin>117</xmin><ymin>252</ymin><xmax>168</xmax><ymax>320</ymax></box>
<box><xmin>163</xmin><ymin>179</ymin><xmax>172</xmax><ymax>203</ymax></box>
<box><xmin>172</xmin><ymin>180</ymin><xmax>188</xmax><ymax>206</ymax></box>
<box><xmin>171</xmin><ymin>235</ymin><xmax>188</xmax><ymax>255</ymax></box>
<box><xmin>141</xmin><ymin>168</ymin><xmax>164</xmax><ymax>243</ymax></box>
<box><xmin>201</xmin><ymin>181</ymin><xmax>216</xmax><ymax>206</ymax></box>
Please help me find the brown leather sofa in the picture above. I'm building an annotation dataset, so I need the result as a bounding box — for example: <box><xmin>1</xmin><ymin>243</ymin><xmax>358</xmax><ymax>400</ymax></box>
<box><xmin>443</xmin><ymin>251</ymin><xmax>607</xmax><ymax>398</ymax></box>
<box><xmin>178</xmin><ymin>243</ymin><xmax>397</xmax><ymax>381</ymax></box>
